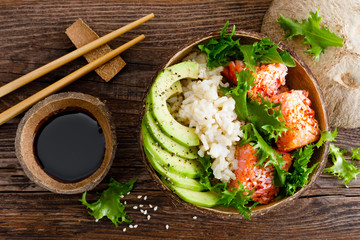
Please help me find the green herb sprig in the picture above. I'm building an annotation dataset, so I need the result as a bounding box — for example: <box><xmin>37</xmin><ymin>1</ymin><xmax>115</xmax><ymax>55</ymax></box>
<box><xmin>277</xmin><ymin>9</ymin><xmax>344</xmax><ymax>61</ymax></box>
<box><xmin>284</xmin><ymin>130</ymin><xmax>337</xmax><ymax>195</ymax></box>
<box><xmin>81</xmin><ymin>178</ymin><xmax>136</xmax><ymax>227</ymax></box>
<box><xmin>197</xmin><ymin>155</ymin><xmax>257</xmax><ymax>219</ymax></box>
<box><xmin>325</xmin><ymin>145</ymin><xmax>360</xmax><ymax>187</ymax></box>
<box><xmin>198</xmin><ymin>21</ymin><xmax>295</xmax><ymax>71</ymax></box>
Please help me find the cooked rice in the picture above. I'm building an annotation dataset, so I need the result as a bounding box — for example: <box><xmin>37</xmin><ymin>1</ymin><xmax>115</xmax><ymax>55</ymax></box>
<box><xmin>172</xmin><ymin>52</ymin><xmax>244</xmax><ymax>182</ymax></box>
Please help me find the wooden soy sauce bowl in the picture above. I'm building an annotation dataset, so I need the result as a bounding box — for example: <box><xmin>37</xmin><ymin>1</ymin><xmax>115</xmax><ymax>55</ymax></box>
<box><xmin>138</xmin><ymin>30</ymin><xmax>330</xmax><ymax>218</ymax></box>
<box><xmin>15</xmin><ymin>92</ymin><xmax>116</xmax><ymax>194</ymax></box>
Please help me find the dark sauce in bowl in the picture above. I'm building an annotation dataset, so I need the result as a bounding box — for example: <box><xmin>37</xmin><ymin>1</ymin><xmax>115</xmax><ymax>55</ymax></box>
<box><xmin>34</xmin><ymin>110</ymin><xmax>105</xmax><ymax>183</ymax></box>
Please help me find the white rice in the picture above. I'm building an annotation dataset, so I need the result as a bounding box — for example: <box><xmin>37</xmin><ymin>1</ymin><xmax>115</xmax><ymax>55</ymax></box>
<box><xmin>172</xmin><ymin>52</ymin><xmax>244</xmax><ymax>182</ymax></box>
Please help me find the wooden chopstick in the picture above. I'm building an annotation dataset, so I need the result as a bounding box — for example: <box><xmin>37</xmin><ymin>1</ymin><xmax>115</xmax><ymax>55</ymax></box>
<box><xmin>0</xmin><ymin>13</ymin><xmax>154</xmax><ymax>98</ymax></box>
<box><xmin>0</xmin><ymin>34</ymin><xmax>145</xmax><ymax>126</ymax></box>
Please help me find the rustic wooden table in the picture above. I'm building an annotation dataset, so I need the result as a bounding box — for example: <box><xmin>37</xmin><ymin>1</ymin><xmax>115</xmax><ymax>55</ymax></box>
<box><xmin>1</xmin><ymin>0</ymin><xmax>360</xmax><ymax>239</ymax></box>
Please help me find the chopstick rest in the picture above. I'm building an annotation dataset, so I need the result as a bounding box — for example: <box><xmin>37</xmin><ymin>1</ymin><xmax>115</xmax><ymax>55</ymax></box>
<box><xmin>66</xmin><ymin>18</ymin><xmax>126</xmax><ymax>82</ymax></box>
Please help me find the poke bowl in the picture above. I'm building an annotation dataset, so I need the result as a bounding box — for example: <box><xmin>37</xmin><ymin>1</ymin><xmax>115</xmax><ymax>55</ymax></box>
<box><xmin>138</xmin><ymin>27</ymin><xmax>329</xmax><ymax>218</ymax></box>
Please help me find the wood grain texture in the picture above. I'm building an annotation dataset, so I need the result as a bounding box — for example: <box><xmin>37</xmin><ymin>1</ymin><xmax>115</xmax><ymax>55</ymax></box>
<box><xmin>1</xmin><ymin>0</ymin><xmax>359</xmax><ymax>239</ymax></box>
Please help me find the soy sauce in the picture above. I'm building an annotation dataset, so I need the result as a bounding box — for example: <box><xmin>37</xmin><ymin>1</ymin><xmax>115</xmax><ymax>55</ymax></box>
<box><xmin>34</xmin><ymin>110</ymin><xmax>105</xmax><ymax>183</ymax></box>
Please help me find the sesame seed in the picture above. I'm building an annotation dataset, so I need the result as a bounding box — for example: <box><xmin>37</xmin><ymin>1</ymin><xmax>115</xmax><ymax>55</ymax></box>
<box><xmin>120</xmin><ymin>195</ymin><xmax>124</xmax><ymax>198</ymax></box>
<box><xmin>165</xmin><ymin>224</ymin><xmax>169</xmax><ymax>230</ymax></box>
<box><xmin>144</xmin><ymin>210</ymin><xmax>148</xmax><ymax>215</ymax></box>
<box><xmin>124</xmin><ymin>201</ymin><xmax>127</xmax><ymax>205</ymax></box>
<box><xmin>144</xmin><ymin>196</ymin><xmax>148</xmax><ymax>200</ymax></box>
<box><xmin>154</xmin><ymin>206</ymin><xmax>158</xmax><ymax>211</ymax></box>
<box><xmin>127</xmin><ymin>192</ymin><xmax>131</xmax><ymax>195</ymax></box>
<box><xmin>123</xmin><ymin>228</ymin><xmax>126</xmax><ymax>232</ymax></box>
<box><xmin>137</xmin><ymin>195</ymin><xmax>142</xmax><ymax>199</ymax></box>
<box><xmin>139</xmin><ymin>204</ymin><xmax>144</xmax><ymax>208</ymax></box>
<box><xmin>129</xmin><ymin>225</ymin><xmax>133</xmax><ymax>229</ymax></box>
<box><xmin>147</xmin><ymin>215</ymin><xmax>151</xmax><ymax>220</ymax></box>
<box><xmin>140</xmin><ymin>209</ymin><xmax>144</xmax><ymax>213</ymax></box>
<box><xmin>193</xmin><ymin>216</ymin><xmax>197</xmax><ymax>220</ymax></box>
<box><xmin>133</xmin><ymin>206</ymin><xmax>138</xmax><ymax>209</ymax></box>
<box><xmin>149</xmin><ymin>204</ymin><xmax>153</xmax><ymax>208</ymax></box>
<box><xmin>95</xmin><ymin>219</ymin><xmax>99</xmax><ymax>222</ymax></box>
<box><xmin>134</xmin><ymin>225</ymin><xmax>138</xmax><ymax>228</ymax></box>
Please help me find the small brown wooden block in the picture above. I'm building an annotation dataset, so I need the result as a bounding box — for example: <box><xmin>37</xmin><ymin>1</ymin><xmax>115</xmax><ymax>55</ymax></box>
<box><xmin>65</xmin><ymin>18</ymin><xmax>126</xmax><ymax>82</ymax></box>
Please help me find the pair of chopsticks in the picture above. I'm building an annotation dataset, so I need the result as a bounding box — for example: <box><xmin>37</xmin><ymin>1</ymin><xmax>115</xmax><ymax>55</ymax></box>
<box><xmin>0</xmin><ymin>13</ymin><xmax>154</xmax><ymax>126</ymax></box>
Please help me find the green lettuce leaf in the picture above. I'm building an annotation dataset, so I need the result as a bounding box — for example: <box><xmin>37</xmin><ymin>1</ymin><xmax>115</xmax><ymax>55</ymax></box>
<box><xmin>198</xmin><ymin>21</ymin><xmax>243</xmax><ymax>69</ymax></box>
<box><xmin>220</xmin><ymin>70</ymin><xmax>288</xmax><ymax>142</ymax></box>
<box><xmin>352</xmin><ymin>148</ymin><xmax>360</xmax><ymax>161</ymax></box>
<box><xmin>285</xmin><ymin>129</ymin><xmax>337</xmax><ymax>195</ymax></box>
<box><xmin>239</xmin><ymin>44</ymin><xmax>257</xmax><ymax>73</ymax></box>
<box><xmin>279</xmin><ymin>50</ymin><xmax>296</xmax><ymax>67</ymax></box>
<box><xmin>277</xmin><ymin>9</ymin><xmax>343</xmax><ymax>61</ymax></box>
<box><xmin>219</xmin><ymin>69</ymin><xmax>255</xmax><ymax>121</ymax></box>
<box><xmin>217</xmin><ymin>183</ymin><xmax>258</xmax><ymax>220</ymax></box>
<box><xmin>197</xmin><ymin>155</ymin><xmax>217</xmax><ymax>191</ymax></box>
<box><xmin>315</xmin><ymin>128</ymin><xmax>337</xmax><ymax>148</ymax></box>
<box><xmin>285</xmin><ymin>143</ymin><xmax>318</xmax><ymax>195</ymax></box>
<box><xmin>324</xmin><ymin>144</ymin><xmax>360</xmax><ymax>187</ymax></box>
<box><xmin>80</xmin><ymin>178</ymin><xmax>136</xmax><ymax>227</ymax></box>
<box><xmin>239</xmin><ymin>37</ymin><xmax>296</xmax><ymax>72</ymax></box>
<box><xmin>197</xmin><ymin>155</ymin><xmax>256</xmax><ymax>219</ymax></box>
<box><xmin>199</xmin><ymin>22</ymin><xmax>295</xmax><ymax>70</ymax></box>
<box><xmin>247</xmin><ymin>95</ymin><xmax>288</xmax><ymax>142</ymax></box>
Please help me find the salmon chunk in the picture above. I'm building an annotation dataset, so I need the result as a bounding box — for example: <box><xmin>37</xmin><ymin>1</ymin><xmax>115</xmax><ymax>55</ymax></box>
<box><xmin>248</xmin><ymin>63</ymin><xmax>288</xmax><ymax>100</ymax></box>
<box><xmin>221</xmin><ymin>62</ymin><xmax>287</xmax><ymax>101</ymax></box>
<box><xmin>229</xmin><ymin>144</ymin><xmax>292</xmax><ymax>204</ymax></box>
<box><xmin>272</xmin><ymin>90</ymin><xmax>320</xmax><ymax>152</ymax></box>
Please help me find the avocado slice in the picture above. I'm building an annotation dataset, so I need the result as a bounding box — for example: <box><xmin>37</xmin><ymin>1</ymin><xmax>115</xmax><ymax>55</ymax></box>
<box><xmin>144</xmin><ymin>147</ymin><xmax>205</xmax><ymax>192</ymax></box>
<box><xmin>163</xmin><ymin>179</ymin><xmax>220</xmax><ymax>208</ymax></box>
<box><xmin>142</xmin><ymin>121</ymin><xmax>202</xmax><ymax>178</ymax></box>
<box><xmin>150</xmin><ymin>61</ymin><xmax>200</xmax><ymax>147</ymax></box>
<box><xmin>144</xmin><ymin>111</ymin><xmax>198</xmax><ymax>159</ymax></box>
<box><xmin>144</xmin><ymin>82</ymin><xmax>198</xmax><ymax>159</ymax></box>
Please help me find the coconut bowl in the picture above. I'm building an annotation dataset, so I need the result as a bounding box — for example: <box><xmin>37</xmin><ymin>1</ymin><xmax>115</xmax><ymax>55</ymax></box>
<box><xmin>138</xmin><ymin>30</ymin><xmax>329</xmax><ymax>218</ymax></box>
<box><xmin>15</xmin><ymin>92</ymin><xmax>117</xmax><ymax>194</ymax></box>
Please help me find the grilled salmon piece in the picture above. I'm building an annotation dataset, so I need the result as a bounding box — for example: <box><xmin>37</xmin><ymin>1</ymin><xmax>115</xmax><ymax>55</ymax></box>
<box><xmin>221</xmin><ymin>60</ymin><xmax>245</xmax><ymax>85</ymax></box>
<box><xmin>272</xmin><ymin>90</ymin><xmax>320</xmax><ymax>152</ymax></box>
<box><xmin>229</xmin><ymin>144</ymin><xmax>292</xmax><ymax>204</ymax></box>
<box><xmin>222</xmin><ymin>62</ymin><xmax>288</xmax><ymax>101</ymax></box>
<box><xmin>248</xmin><ymin>63</ymin><xmax>288</xmax><ymax>100</ymax></box>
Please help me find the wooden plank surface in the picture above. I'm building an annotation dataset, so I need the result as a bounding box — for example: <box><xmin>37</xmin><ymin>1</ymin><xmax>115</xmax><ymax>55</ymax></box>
<box><xmin>1</xmin><ymin>0</ymin><xmax>360</xmax><ymax>239</ymax></box>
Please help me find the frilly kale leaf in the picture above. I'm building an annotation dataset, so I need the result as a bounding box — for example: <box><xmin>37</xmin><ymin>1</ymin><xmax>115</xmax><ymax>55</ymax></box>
<box><xmin>247</xmin><ymin>95</ymin><xmax>288</xmax><ymax>142</ymax></box>
<box><xmin>197</xmin><ymin>155</ymin><xmax>218</xmax><ymax>191</ymax></box>
<box><xmin>285</xmin><ymin>129</ymin><xmax>337</xmax><ymax>195</ymax></box>
<box><xmin>219</xmin><ymin>69</ymin><xmax>255</xmax><ymax>121</ymax></box>
<box><xmin>316</xmin><ymin>129</ymin><xmax>360</xmax><ymax>187</ymax></box>
<box><xmin>199</xmin><ymin>22</ymin><xmax>295</xmax><ymax>70</ymax></box>
<box><xmin>278</xmin><ymin>9</ymin><xmax>343</xmax><ymax>61</ymax></box>
<box><xmin>241</xmin><ymin>123</ymin><xmax>287</xmax><ymax>187</ymax></box>
<box><xmin>217</xmin><ymin>183</ymin><xmax>258</xmax><ymax>220</ymax></box>
<box><xmin>198</xmin><ymin>21</ymin><xmax>242</xmax><ymax>69</ymax></box>
<box><xmin>285</xmin><ymin>143</ymin><xmax>318</xmax><ymax>195</ymax></box>
<box><xmin>351</xmin><ymin>148</ymin><xmax>360</xmax><ymax>161</ymax></box>
<box><xmin>239</xmin><ymin>44</ymin><xmax>257</xmax><ymax>73</ymax></box>
<box><xmin>220</xmin><ymin>70</ymin><xmax>288</xmax><ymax>142</ymax></box>
<box><xmin>197</xmin><ymin>155</ymin><xmax>256</xmax><ymax>219</ymax></box>
<box><xmin>324</xmin><ymin>144</ymin><xmax>360</xmax><ymax>188</ymax></box>
<box><xmin>315</xmin><ymin>128</ymin><xmax>337</xmax><ymax>148</ymax></box>
<box><xmin>80</xmin><ymin>178</ymin><xmax>136</xmax><ymax>227</ymax></box>
<box><xmin>239</xmin><ymin>37</ymin><xmax>296</xmax><ymax>72</ymax></box>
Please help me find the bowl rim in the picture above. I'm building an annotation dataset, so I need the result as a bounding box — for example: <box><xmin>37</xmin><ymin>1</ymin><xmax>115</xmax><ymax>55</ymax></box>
<box><xmin>138</xmin><ymin>29</ymin><xmax>329</xmax><ymax>218</ymax></box>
